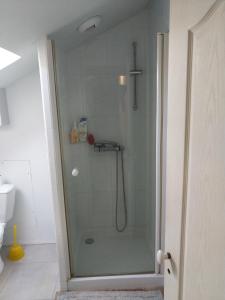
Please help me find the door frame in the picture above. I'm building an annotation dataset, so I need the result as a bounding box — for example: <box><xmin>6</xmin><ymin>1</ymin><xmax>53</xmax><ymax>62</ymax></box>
<box><xmin>38</xmin><ymin>38</ymin><xmax>71</xmax><ymax>291</ymax></box>
<box><xmin>156</xmin><ymin>32</ymin><xmax>169</xmax><ymax>274</ymax></box>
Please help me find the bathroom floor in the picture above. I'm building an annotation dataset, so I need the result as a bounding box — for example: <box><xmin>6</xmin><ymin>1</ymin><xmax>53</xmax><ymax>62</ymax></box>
<box><xmin>0</xmin><ymin>244</ymin><xmax>59</xmax><ymax>300</ymax></box>
<box><xmin>76</xmin><ymin>235</ymin><xmax>154</xmax><ymax>277</ymax></box>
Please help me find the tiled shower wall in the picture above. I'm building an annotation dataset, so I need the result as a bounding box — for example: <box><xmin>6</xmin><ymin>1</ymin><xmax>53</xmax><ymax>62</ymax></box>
<box><xmin>55</xmin><ymin>9</ymin><xmax>155</xmax><ymax>248</ymax></box>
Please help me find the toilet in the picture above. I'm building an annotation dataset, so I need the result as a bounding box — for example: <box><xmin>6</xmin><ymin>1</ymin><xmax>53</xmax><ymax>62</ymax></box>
<box><xmin>0</xmin><ymin>184</ymin><xmax>15</xmax><ymax>274</ymax></box>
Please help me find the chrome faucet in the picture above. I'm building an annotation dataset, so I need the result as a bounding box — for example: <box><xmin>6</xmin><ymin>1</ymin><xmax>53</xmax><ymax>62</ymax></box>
<box><xmin>94</xmin><ymin>141</ymin><xmax>124</xmax><ymax>152</ymax></box>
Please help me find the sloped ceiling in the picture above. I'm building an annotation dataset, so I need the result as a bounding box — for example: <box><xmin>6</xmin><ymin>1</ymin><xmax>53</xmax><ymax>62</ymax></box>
<box><xmin>0</xmin><ymin>0</ymin><xmax>150</xmax><ymax>88</ymax></box>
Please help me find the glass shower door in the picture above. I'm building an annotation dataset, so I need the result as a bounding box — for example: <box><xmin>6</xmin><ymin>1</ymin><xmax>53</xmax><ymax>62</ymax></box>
<box><xmin>53</xmin><ymin>8</ymin><xmax>158</xmax><ymax>277</ymax></box>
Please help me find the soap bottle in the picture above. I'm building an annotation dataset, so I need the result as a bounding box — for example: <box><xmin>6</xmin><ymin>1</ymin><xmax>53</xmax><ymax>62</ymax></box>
<box><xmin>78</xmin><ymin>117</ymin><xmax>88</xmax><ymax>142</ymax></box>
<box><xmin>70</xmin><ymin>122</ymin><xmax>79</xmax><ymax>144</ymax></box>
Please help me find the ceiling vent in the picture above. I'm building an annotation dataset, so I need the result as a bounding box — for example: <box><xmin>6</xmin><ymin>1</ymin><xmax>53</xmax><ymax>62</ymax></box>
<box><xmin>78</xmin><ymin>16</ymin><xmax>102</xmax><ymax>33</ymax></box>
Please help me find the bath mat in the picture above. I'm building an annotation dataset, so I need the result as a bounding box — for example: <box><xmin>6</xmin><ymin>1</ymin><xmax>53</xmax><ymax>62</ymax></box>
<box><xmin>56</xmin><ymin>290</ymin><xmax>163</xmax><ymax>300</ymax></box>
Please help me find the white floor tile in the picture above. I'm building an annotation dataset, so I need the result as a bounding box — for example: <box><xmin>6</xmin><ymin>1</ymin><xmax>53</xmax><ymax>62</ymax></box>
<box><xmin>2</xmin><ymin>243</ymin><xmax>57</xmax><ymax>264</ymax></box>
<box><xmin>0</xmin><ymin>244</ymin><xmax>59</xmax><ymax>300</ymax></box>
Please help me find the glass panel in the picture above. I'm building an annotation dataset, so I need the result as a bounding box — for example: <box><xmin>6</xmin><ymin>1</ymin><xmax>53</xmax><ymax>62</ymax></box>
<box><xmin>51</xmin><ymin>5</ymin><xmax>168</xmax><ymax>277</ymax></box>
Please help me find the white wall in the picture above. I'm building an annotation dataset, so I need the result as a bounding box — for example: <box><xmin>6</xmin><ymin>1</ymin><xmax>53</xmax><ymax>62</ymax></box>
<box><xmin>0</xmin><ymin>71</ymin><xmax>56</xmax><ymax>245</ymax></box>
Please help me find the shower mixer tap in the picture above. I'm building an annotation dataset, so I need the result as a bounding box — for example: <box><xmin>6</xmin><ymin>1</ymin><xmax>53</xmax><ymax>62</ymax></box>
<box><xmin>94</xmin><ymin>141</ymin><xmax>124</xmax><ymax>152</ymax></box>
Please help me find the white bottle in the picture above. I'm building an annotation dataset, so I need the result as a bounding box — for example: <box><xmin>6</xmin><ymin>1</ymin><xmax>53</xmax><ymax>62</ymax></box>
<box><xmin>78</xmin><ymin>117</ymin><xmax>88</xmax><ymax>142</ymax></box>
<box><xmin>0</xmin><ymin>175</ymin><xmax>3</xmax><ymax>186</ymax></box>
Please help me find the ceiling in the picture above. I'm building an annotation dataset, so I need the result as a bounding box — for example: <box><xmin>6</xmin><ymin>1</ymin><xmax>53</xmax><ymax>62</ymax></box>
<box><xmin>0</xmin><ymin>0</ymin><xmax>150</xmax><ymax>88</ymax></box>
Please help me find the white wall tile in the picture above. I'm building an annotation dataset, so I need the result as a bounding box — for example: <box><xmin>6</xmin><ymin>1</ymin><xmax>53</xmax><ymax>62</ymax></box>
<box><xmin>90</xmin><ymin>191</ymin><xmax>114</xmax><ymax>227</ymax></box>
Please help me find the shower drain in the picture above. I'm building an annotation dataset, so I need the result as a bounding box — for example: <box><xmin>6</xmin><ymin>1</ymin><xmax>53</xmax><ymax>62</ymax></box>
<box><xmin>85</xmin><ymin>238</ymin><xmax>95</xmax><ymax>245</ymax></box>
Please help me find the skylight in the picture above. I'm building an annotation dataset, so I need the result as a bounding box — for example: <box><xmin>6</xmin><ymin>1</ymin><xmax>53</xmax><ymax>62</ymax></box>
<box><xmin>0</xmin><ymin>47</ymin><xmax>21</xmax><ymax>71</ymax></box>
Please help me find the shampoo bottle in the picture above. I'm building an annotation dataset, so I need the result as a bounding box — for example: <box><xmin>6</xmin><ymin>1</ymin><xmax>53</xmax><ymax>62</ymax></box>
<box><xmin>70</xmin><ymin>122</ymin><xmax>79</xmax><ymax>144</ymax></box>
<box><xmin>78</xmin><ymin>117</ymin><xmax>88</xmax><ymax>142</ymax></box>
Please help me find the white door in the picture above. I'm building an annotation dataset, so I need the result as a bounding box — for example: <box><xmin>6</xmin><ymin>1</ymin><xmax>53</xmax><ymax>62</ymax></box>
<box><xmin>164</xmin><ymin>1</ymin><xmax>225</xmax><ymax>299</ymax></box>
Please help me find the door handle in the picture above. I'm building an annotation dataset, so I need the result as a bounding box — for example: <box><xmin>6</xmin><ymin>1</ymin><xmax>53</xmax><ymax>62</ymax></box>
<box><xmin>157</xmin><ymin>250</ymin><xmax>171</xmax><ymax>265</ymax></box>
<box><xmin>72</xmin><ymin>168</ymin><xmax>79</xmax><ymax>177</ymax></box>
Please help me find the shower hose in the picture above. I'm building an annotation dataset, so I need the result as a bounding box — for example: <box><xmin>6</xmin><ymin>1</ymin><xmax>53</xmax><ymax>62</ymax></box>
<box><xmin>115</xmin><ymin>149</ymin><xmax>128</xmax><ymax>232</ymax></box>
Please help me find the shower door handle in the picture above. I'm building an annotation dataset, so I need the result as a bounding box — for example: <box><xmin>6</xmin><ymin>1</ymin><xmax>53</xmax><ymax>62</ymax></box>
<box><xmin>72</xmin><ymin>168</ymin><xmax>79</xmax><ymax>177</ymax></box>
<box><xmin>157</xmin><ymin>250</ymin><xmax>171</xmax><ymax>265</ymax></box>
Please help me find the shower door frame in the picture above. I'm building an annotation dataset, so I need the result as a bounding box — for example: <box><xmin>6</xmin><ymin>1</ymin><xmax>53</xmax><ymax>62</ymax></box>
<box><xmin>38</xmin><ymin>34</ymin><xmax>167</xmax><ymax>291</ymax></box>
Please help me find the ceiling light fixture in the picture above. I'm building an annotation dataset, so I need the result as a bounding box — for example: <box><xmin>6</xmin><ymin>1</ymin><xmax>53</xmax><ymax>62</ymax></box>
<box><xmin>0</xmin><ymin>47</ymin><xmax>21</xmax><ymax>71</ymax></box>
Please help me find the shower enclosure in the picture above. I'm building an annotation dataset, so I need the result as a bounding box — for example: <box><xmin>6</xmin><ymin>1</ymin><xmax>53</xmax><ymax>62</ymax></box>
<box><xmin>38</xmin><ymin>0</ymin><xmax>169</xmax><ymax>290</ymax></box>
